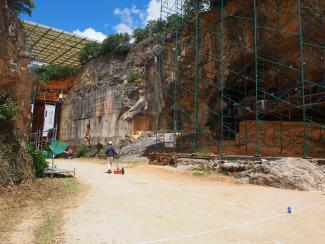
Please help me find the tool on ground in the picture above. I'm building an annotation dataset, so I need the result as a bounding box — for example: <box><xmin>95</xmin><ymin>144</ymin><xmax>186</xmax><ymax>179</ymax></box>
<box><xmin>113</xmin><ymin>160</ymin><xmax>125</xmax><ymax>175</ymax></box>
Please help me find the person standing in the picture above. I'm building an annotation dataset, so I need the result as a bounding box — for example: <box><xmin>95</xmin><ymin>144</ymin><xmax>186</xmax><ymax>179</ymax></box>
<box><xmin>105</xmin><ymin>141</ymin><xmax>117</xmax><ymax>173</ymax></box>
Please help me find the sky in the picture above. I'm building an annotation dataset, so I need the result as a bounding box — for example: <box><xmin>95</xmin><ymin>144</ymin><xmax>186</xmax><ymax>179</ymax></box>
<box><xmin>21</xmin><ymin>0</ymin><xmax>162</xmax><ymax>42</ymax></box>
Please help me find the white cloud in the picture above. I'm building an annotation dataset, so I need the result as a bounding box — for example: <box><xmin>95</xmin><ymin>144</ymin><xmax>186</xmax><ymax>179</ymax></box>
<box><xmin>114</xmin><ymin>23</ymin><xmax>133</xmax><ymax>35</ymax></box>
<box><xmin>113</xmin><ymin>5</ymin><xmax>145</xmax><ymax>34</ymax></box>
<box><xmin>113</xmin><ymin>1</ymin><xmax>177</xmax><ymax>34</ymax></box>
<box><xmin>146</xmin><ymin>0</ymin><xmax>161</xmax><ymax>22</ymax></box>
<box><xmin>73</xmin><ymin>28</ymin><xmax>106</xmax><ymax>42</ymax></box>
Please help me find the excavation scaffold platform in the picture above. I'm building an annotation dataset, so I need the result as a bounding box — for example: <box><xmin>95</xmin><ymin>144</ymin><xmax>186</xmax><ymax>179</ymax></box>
<box><xmin>156</xmin><ymin>0</ymin><xmax>325</xmax><ymax>158</ymax></box>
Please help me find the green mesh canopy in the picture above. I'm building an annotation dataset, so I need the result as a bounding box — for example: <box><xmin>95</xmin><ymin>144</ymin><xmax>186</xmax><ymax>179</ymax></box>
<box><xmin>49</xmin><ymin>140</ymin><xmax>69</xmax><ymax>156</ymax></box>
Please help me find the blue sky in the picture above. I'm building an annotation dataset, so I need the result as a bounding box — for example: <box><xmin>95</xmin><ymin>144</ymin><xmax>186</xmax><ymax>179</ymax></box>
<box><xmin>21</xmin><ymin>0</ymin><xmax>161</xmax><ymax>41</ymax></box>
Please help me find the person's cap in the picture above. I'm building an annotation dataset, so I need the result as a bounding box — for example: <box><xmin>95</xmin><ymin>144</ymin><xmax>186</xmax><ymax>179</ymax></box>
<box><xmin>109</xmin><ymin>141</ymin><xmax>112</xmax><ymax>144</ymax></box>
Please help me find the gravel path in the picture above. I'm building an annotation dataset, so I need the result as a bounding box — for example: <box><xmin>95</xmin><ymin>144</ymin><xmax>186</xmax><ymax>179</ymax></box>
<box><xmin>57</xmin><ymin>159</ymin><xmax>325</xmax><ymax>243</ymax></box>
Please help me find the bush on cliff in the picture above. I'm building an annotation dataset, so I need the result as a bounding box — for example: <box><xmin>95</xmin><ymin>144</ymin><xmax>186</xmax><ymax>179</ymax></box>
<box><xmin>78</xmin><ymin>41</ymin><xmax>101</xmax><ymax>64</ymax></box>
<box><xmin>100</xmin><ymin>33</ymin><xmax>132</xmax><ymax>56</ymax></box>
<box><xmin>0</xmin><ymin>94</ymin><xmax>17</xmax><ymax>124</ymax></box>
<box><xmin>133</xmin><ymin>28</ymin><xmax>147</xmax><ymax>43</ymax></box>
<box><xmin>128</xmin><ymin>71</ymin><xmax>142</xmax><ymax>83</ymax></box>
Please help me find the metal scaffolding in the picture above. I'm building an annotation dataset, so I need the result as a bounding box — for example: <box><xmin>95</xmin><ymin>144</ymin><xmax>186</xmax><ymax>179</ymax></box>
<box><xmin>156</xmin><ymin>0</ymin><xmax>325</xmax><ymax>157</ymax></box>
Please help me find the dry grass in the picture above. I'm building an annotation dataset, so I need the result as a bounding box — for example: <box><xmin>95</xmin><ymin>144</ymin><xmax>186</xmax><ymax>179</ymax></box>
<box><xmin>0</xmin><ymin>177</ymin><xmax>80</xmax><ymax>243</ymax></box>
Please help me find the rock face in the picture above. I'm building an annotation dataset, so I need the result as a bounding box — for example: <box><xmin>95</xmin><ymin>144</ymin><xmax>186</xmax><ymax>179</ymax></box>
<box><xmin>0</xmin><ymin>0</ymin><xmax>32</xmax><ymax>136</ymax></box>
<box><xmin>157</xmin><ymin>1</ymin><xmax>325</xmax><ymax>157</ymax></box>
<box><xmin>236</xmin><ymin>158</ymin><xmax>325</xmax><ymax>192</ymax></box>
<box><xmin>119</xmin><ymin>132</ymin><xmax>156</xmax><ymax>158</ymax></box>
<box><xmin>60</xmin><ymin>38</ymin><xmax>160</xmax><ymax>148</ymax></box>
<box><xmin>61</xmin><ymin>1</ymin><xmax>324</xmax><ymax>157</ymax></box>
<box><xmin>0</xmin><ymin>1</ymin><xmax>33</xmax><ymax>187</ymax></box>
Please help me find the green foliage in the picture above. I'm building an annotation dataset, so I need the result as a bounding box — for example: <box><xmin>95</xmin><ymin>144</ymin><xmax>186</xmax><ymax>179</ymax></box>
<box><xmin>78</xmin><ymin>33</ymin><xmax>133</xmax><ymax>64</ymax></box>
<box><xmin>145</xmin><ymin>20</ymin><xmax>167</xmax><ymax>37</ymax></box>
<box><xmin>0</xmin><ymin>94</ymin><xmax>17</xmax><ymax>124</ymax></box>
<box><xmin>100</xmin><ymin>33</ymin><xmax>133</xmax><ymax>56</ymax></box>
<box><xmin>78</xmin><ymin>41</ymin><xmax>101</xmax><ymax>64</ymax></box>
<box><xmin>31</xmin><ymin>64</ymin><xmax>76</xmax><ymax>83</ymax></box>
<box><xmin>76</xmin><ymin>1</ymin><xmax>230</xmax><ymax>66</ymax></box>
<box><xmin>26</xmin><ymin>143</ymin><xmax>49</xmax><ymax>178</ymax></box>
<box><xmin>75</xmin><ymin>144</ymin><xmax>91</xmax><ymax>158</ymax></box>
<box><xmin>9</xmin><ymin>0</ymin><xmax>35</xmax><ymax>16</ymax></box>
<box><xmin>128</xmin><ymin>71</ymin><xmax>142</xmax><ymax>83</ymax></box>
<box><xmin>133</xmin><ymin>28</ymin><xmax>147</xmax><ymax>43</ymax></box>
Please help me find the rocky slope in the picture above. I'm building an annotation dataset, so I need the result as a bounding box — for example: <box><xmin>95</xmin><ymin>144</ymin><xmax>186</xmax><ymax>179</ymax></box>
<box><xmin>0</xmin><ymin>0</ymin><xmax>33</xmax><ymax>187</ymax></box>
<box><xmin>149</xmin><ymin>153</ymin><xmax>325</xmax><ymax>192</ymax></box>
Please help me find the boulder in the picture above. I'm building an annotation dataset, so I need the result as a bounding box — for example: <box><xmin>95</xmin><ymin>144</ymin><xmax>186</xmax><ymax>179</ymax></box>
<box><xmin>176</xmin><ymin>164</ymin><xmax>199</xmax><ymax>171</ymax></box>
<box><xmin>119</xmin><ymin>133</ymin><xmax>156</xmax><ymax>159</ymax></box>
<box><xmin>236</xmin><ymin>158</ymin><xmax>325</xmax><ymax>191</ymax></box>
<box><xmin>220</xmin><ymin>162</ymin><xmax>247</xmax><ymax>172</ymax></box>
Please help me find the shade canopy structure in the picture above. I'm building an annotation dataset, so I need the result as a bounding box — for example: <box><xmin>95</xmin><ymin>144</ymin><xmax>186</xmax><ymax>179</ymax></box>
<box><xmin>22</xmin><ymin>20</ymin><xmax>96</xmax><ymax>67</ymax></box>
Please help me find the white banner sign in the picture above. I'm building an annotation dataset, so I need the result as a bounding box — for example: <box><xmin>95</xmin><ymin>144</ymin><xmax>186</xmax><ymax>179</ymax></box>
<box><xmin>43</xmin><ymin>104</ymin><xmax>56</xmax><ymax>136</ymax></box>
<box><xmin>164</xmin><ymin>133</ymin><xmax>175</xmax><ymax>148</ymax></box>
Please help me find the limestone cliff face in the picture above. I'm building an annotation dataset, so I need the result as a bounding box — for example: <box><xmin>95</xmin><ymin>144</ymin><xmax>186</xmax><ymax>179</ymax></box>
<box><xmin>61</xmin><ymin>0</ymin><xmax>324</xmax><ymax>157</ymax></box>
<box><xmin>60</xmin><ymin>38</ymin><xmax>160</xmax><ymax>146</ymax></box>
<box><xmin>0</xmin><ymin>0</ymin><xmax>32</xmax><ymax>135</ymax></box>
<box><xmin>0</xmin><ymin>0</ymin><xmax>33</xmax><ymax>187</ymax></box>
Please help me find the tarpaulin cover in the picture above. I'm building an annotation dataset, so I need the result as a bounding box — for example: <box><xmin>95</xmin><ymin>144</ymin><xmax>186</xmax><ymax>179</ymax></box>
<box><xmin>49</xmin><ymin>140</ymin><xmax>69</xmax><ymax>156</ymax></box>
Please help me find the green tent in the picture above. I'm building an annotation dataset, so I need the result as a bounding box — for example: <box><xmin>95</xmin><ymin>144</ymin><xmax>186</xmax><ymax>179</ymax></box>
<box><xmin>49</xmin><ymin>140</ymin><xmax>69</xmax><ymax>157</ymax></box>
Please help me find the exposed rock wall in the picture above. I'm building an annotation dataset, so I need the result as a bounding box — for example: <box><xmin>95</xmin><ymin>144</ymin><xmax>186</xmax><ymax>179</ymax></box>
<box><xmin>0</xmin><ymin>0</ymin><xmax>33</xmax><ymax>187</ymax></box>
<box><xmin>61</xmin><ymin>0</ymin><xmax>324</xmax><ymax>157</ymax></box>
<box><xmin>60</xmin><ymin>39</ymin><xmax>159</xmax><ymax>147</ymax></box>
<box><xmin>0</xmin><ymin>0</ymin><xmax>32</xmax><ymax>136</ymax></box>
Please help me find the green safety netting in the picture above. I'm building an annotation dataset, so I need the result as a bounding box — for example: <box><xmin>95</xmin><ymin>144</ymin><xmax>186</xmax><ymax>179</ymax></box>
<box><xmin>49</xmin><ymin>140</ymin><xmax>69</xmax><ymax>157</ymax></box>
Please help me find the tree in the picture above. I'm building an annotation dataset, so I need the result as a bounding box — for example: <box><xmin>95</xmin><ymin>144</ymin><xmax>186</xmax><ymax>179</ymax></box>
<box><xmin>78</xmin><ymin>41</ymin><xmax>101</xmax><ymax>63</ymax></box>
<box><xmin>9</xmin><ymin>0</ymin><xmax>35</xmax><ymax>16</ymax></box>
<box><xmin>183</xmin><ymin>0</ymin><xmax>209</xmax><ymax>19</ymax></box>
<box><xmin>166</xmin><ymin>14</ymin><xmax>183</xmax><ymax>32</ymax></box>
<box><xmin>145</xmin><ymin>20</ymin><xmax>167</xmax><ymax>37</ymax></box>
<box><xmin>100</xmin><ymin>33</ymin><xmax>132</xmax><ymax>56</ymax></box>
<box><xmin>133</xmin><ymin>28</ymin><xmax>147</xmax><ymax>43</ymax></box>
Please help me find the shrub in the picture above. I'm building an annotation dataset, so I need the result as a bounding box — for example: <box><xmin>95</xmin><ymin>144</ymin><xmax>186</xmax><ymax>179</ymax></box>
<box><xmin>0</xmin><ymin>94</ymin><xmax>18</xmax><ymax>124</ymax></box>
<box><xmin>145</xmin><ymin>20</ymin><xmax>166</xmax><ymax>37</ymax></box>
<box><xmin>78</xmin><ymin>41</ymin><xmax>101</xmax><ymax>64</ymax></box>
<box><xmin>26</xmin><ymin>143</ymin><xmax>48</xmax><ymax>178</ymax></box>
<box><xmin>31</xmin><ymin>64</ymin><xmax>76</xmax><ymax>83</ymax></box>
<box><xmin>127</xmin><ymin>71</ymin><xmax>142</xmax><ymax>83</ymax></box>
<box><xmin>76</xmin><ymin>144</ymin><xmax>91</xmax><ymax>158</ymax></box>
<box><xmin>133</xmin><ymin>28</ymin><xmax>147</xmax><ymax>44</ymax></box>
<box><xmin>100</xmin><ymin>33</ymin><xmax>132</xmax><ymax>56</ymax></box>
<box><xmin>9</xmin><ymin>0</ymin><xmax>35</xmax><ymax>16</ymax></box>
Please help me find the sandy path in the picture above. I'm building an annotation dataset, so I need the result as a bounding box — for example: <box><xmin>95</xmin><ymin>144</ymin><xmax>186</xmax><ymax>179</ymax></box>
<box><xmin>57</xmin><ymin>159</ymin><xmax>325</xmax><ymax>244</ymax></box>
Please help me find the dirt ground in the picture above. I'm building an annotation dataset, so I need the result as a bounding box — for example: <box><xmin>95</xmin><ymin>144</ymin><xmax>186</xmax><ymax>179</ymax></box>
<box><xmin>0</xmin><ymin>178</ymin><xmax>79</xmax><ymax>244</ymax></box>
<box><xmin>54</xmin><ymin>158</ymin><xmax>325</xmax><ymax>244</ymax></box>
